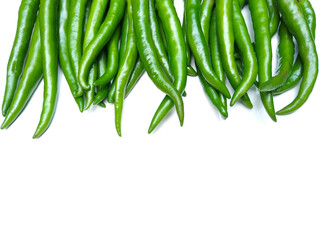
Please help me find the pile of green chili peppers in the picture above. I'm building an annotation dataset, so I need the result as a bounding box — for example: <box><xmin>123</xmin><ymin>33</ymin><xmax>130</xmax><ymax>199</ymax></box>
<box><xmin>1</xmin><ymin>0</ymin><xmax>318</xmax><ymax>138</ymax></box>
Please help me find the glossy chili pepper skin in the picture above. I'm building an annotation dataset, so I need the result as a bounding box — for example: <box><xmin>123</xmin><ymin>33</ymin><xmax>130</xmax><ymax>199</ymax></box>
<box><xmin>200</xmin><ymin>0</ymin><xmax>214</xmax><ymax>44</ymax></box>
<box><xmin>230</xmin><ymin>0</ymin><xmax>258</xmax><ymax>107</ymax></box>
<box><xmin>125</xmin><ymin>58</ymin><xmax>145</xmax><ymax>98</ymax></box>
<box><xmin>248</xmin><ymin>0</ymin><xmax>276</xmax><ymax>122</ymax></box>
<box><xmin>133</xmin><ymin>0</ymin><xmax>184</xmax><ymax>127</ymax></box>
<box><xmin>83</xmin><ymin>0</ymin><xmax>108</xmax><ymax>110</ymax></box>
<box><xmin>197</xmin><ymin>0</ymin><xmax>227</xmax><ymax>117</ymax></box>
<box><xmin>216</xmin><ymin>0</ymin><xmax>253</xmax><ymax>108</ymax></box>
<box><xmin>119</xmin><ymin>7</ymin><xmax>129</xmax><ymax>66</ymax></box>
<box><xmin>149</xmin><ymin>0</ymin><xmax>172</xmax><ymax>80</ymax></box>
<box><xmin>186</xmin><ymin>0</ymin><xmax>231</xmax><ymax>99</ymax></box>
<box><xmin>182</xmin><ymin>8</ymin><xmax>197</xmax><ymax>77</ymax></box>
<box><xmin>68</xmin><ymin>0</ymin><xmax>88</xmax><ymax>86</ymax></box>
<box><xmin>2</xmin><ymin>0</ymin><xmax>40</xmax><ymax>117</ymax></box>
<box><xmin>259</xmin><ymin>21</ymin><xmax>295</xmax><ymax>92</ymax></box>
<box><xmin>148</xmin><ymin>0</ymin><xmax>187</xmax><ymax>133</ymax></box>
<box><xmin>265</xmin><ymin>0</ymin><xmax>280</xmax><ymax>37</ymax></box>
<box><xmin>93</xmin><ymin>52</ymin><xmax>110</xmax><ymax>105</ymax></box>
<box><xmin>198</xmin><ymin>66</ymin><xmax>228</xmax><ymax>118</ymax></box>
<box><xmin>33</xmin><ymin>0</ymin><xmax>59</xmax><ymax>138</ymax></box>
<box><xmin>79</xmin><ymin>0</ymin><xmax>125</xmax><ymax>90</ymax></box>
<box><xmin>1</xmin><ymin>17</ymin><xmax>43</xmax><ymax>129</ymax></box>
<box><xmin>58</xmin><ymin>0</ymin><xmax>84</xmax><ymax>111</ymax></box>
<box><xmin>210</xmin><ymin>9</ymin><xmax>227</xmax><ymax>110</ymax></box>
<box><xmin>83</xmin><ymin>0</ymin><xmax>109</xmax><ymax>50</ymax></box>
<box><xmin>94</xmin><ymin>26</ymin><xmax>120</xmax><ymax>87</ymax></box>
<box><xmin>273</xmin><ymin>0</ymin><xmax>316</xmax><ymax>95</ymax></box>
<box><xmin>114</xmin><ymin>0</ymin><xmax>138</xmax><ymax>136</ymax></box>
<box><xmin>276</xmin><ymin>0</ymin><xmax>318</xmax><ymax>115</ymax></box>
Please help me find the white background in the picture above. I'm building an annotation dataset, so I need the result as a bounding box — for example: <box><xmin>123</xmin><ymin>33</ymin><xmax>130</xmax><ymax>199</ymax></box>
<box><xmin>1</xmin><ymin>0</ymin><xmax>320</xmax><ymax>239</ymax></box>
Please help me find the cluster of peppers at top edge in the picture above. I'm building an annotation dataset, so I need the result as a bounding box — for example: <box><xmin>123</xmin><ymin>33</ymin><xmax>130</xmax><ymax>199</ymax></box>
<box><xmin>1</xmin><ymin>0</ymin><xmax>318</xmax><ymax>138</ymax></box>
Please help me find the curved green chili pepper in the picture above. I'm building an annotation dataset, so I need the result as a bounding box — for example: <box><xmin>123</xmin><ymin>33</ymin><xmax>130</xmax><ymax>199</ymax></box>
<box><xmin>210</xmin><ymin>9</ymin><xmax>227</xmax><ymax>110</ymax></box>
<box><xmin>58</xmin><ymin>0</ymin><xmax>84</xmax><ymax>111</ymax></box>
<box><xmin>94</xmin><ymin>26</ymin><xmax>120</xmax><ymax>87</ymax></box>
<box><xmin>83</xmin><ymin>0</ymin><xmax>109</xmax><ymax>50</ymax></box>
<box><xmin>107</xmin><ymin>80</ymin><xmax>116</xmax><ymax>103</ymax></box>
<box><xmin>84</xmin><ymin>64</ymin><xmax>98</xmax><ymax>110</ymax></box>
<box><xmin>133</xmin><ymin>0</ymin><xmax>184</xmax><ymax>127</ymax></box>
<box><xmin>114</xmin><ymin>0</ymin><xmax>138</xmax><ymax>136</ymax></box>
<box><xmin>1</xmin><ymin>17</ymin><xmax>42</xmax><ymax>129</ymax></box>
<box><xmin>82</xmin><ymin>0</ymin><xmax>107</xmax><ymax>110</ymax></box>
<box><xmin>148</xmin><ymin>0</ymin><xmax>187</xmax><ymax>134</ymax></box>
<box><xmin>259</xmin><ymin>21</ymin><xmax>295</xmax><ymax>92</ymax></box>
<box><xmin>276</xmin><ymin>0</ymin><xmax>318</xmax><ymax>115</ymax></box>
<box><xmin>200</xmin><ymin>0</ymin><xmax>214</xmax><ymax>44</ymax></box>
<box><xmin>68</xmin><ymin>0</ymin><xmax>88</xmax><ymax>86</ymax></box>
<box><xmin>196</xmin><ymin>0</ymin><xmax>228</xmax><ymax>117</ymax></box>
<box><xmin>78</xmin><ymin>0</ymin><xmax>125</xmax><ymax>90</ymax></box>
<box><xmin>2</xmin><ymin>0</ymin><xmax>40</xmax><ymax>117</ymax></box>
<box><xmin>265</xmin><ymin>0</ymin><xmax>280</xmax><ymax>37</ymax></box>
<box><xmin>149</xmin><ymin>0</ymin><xmax>172</xmax><ymax>79</ymax></box>
<box><xmin>248</xmin><ymin>0</ymin><xmax>276</xmax><ymax>121</ymax></box>
<box><xmin>273</xmin><ymin>0</ymin><xmax>316</xmax><ymax>95</ymax></box>
<box><xmin>33</xmin><ymin>0</ymin><xmax>59</xmax><ymax>138</ymax></box>
<box><xmin>216</xmin><ymin>0</ymin><xmax>253</xmax><ymax>109</ymax></box>
<box><xmin>198</xmin><ymin>0</ymin><xmax>228</xmax><ymax>115</ymax></box>
<box><xmin>182</xmin><ymin>8</ymin><xmax>197</xmax><ymax>77</ymax></box>
<box><xmin>93</xmin><ymin>52</ymin><xmax>110</xmax><ymax>105</ymax></box>
<box><xmin>230</xmin><ymin>0</ymin><xmax>258</xmax><ymax>106</ymax></box>
<box><xmin>125</xmin><ymin>57</ymin><xmax>145</xmax><ymax>98</ymax></box>
<box><xmin>198</xmin><ymin>66</ymin><xmax>228</xmax><ymax>118</ymax></box>
<box><xmin>119</xmin><ymin>7</ymin><xmax>129</xmax><ymax>66</ymax></box>
<box><xmin>186</xmin><ymin>0</ymin><xmax>231</xmax><ymax>99</ymax></box>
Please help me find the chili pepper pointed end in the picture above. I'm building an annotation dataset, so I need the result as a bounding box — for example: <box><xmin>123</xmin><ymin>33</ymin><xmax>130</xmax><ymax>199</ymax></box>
<box><xmin>1</xmin><ymin>121</ymin><xmax>8</xmax><ymax>130</ymax></box>
<box><xmin>116</xmin><ymin>128</ymin><xmax>122</xmax><ymax>137</ymax></box>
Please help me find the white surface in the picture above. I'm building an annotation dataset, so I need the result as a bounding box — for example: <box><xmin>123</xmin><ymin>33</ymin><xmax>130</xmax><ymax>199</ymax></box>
<box><xmin>0</xmin><ymin>1</ymin><xmax>320</xmax><ymax>239</ymax></box>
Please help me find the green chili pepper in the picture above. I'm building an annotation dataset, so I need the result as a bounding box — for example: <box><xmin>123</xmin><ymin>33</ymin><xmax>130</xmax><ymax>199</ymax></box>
<box><xmin>125</xmin><ymin>57</ymin><xmax>145</xmax><ymax>98</ymax></box>
<box><xmin>198</xmin><ymin>66</ymin><xmax>228</xmax><ymax>118</ymax></box>
<box><xmin>148</xmin><ymin>0</ymin><xmax>187</xmax><ymax>133</ymax></box>
<box><xmin>186</xmin><ymin>0</ymin><xmax>231</xmax><ymax>99</ymax></box>
<box><xmin>133</xmin><ymin>0</ymin><xmax>184</xmax><ymax>127</ymax></box>
<box><xmin>2</xmin><ymin>0</ymin><xmax>40</xmax><ymax>117</ymax></box>
<box><xmin>149</xmin><ymin>0</ymin><xmax>172</xmax><ymax>80</ymax></box>
<box><xmin>198</xmin><ymin>0</ymin><xmax>228</xmax><ymax>115</ymax></box>
<box><xmin>94</xmin><ymin>26</ymin><xmax>121</xmax><ymax>87</ymax></box>
<box><xmin>78</xmin><ymin>0</ymin><xmax>125</xmax><ymax>90</ymax></box>
<box><xmin>114</xmin><ymin>0</ymin><xmax>138</xmax><ymax>136</ymax></box>
<box><xmin>230</xmin><ymin>0</ymin><xmax>258</xmax><ymax>106</ymax></box>
<box><xmin>259</xmin><ymin>21</ymin><xmax>295</xmax><ymax>92</ymax></box>
<box><xmin>276</xmin><ymin>0</ymin><xmax>318</xmax><ymax>115</ymax></box>
<box><xmin>200</xmin><ymin>0</ymin><xmax>214</xmax><ymax>44</ymax></box>
<box><xmin>210</xmin><ymin>9</ymin><xmax>227</xmax><ymax>110</ymax></box>
<box><xmin>33</xmin><ymin>0</ymin><xmax>59</xmax><ymax>138</ymax></box>
<box><xmin>1</xmin><ymin>16</ymin><xmax>42</xmax><ymax>129</ymax></box>
<box><xmin>248</xmin><ymin>0</ymin><xmax>276</xmax><ymax>121</ymax></box>
<box><xmin>93</xmin><ymin>52</ymin><xmax>110</xmax><ymax>105</ymax></box>
<box><xmin>265</xmin><ymin>0</ymin><xmax>280</xmax><ymax>37</ymax></box>
<box><xmin>83</xmin><ymin>0</ymin><xmax>109</xmax><ymax>51</ymax></box>
<box><xmin>68</xmin><ymin>0</ymin><xmax>88</xmax><ymax>87</ymax></box>
<box><xmin>216</xmin><ymin>0</ymin><xmax>253</xmax><ymax>109</ymax></box>
<box><xmin>119</xmin><ymin>7</ymin><xmax>129</xmax><ymax>64</ymax></box>
<box><xmin>196</xmin><ymin>0</ymin><xmax>228</xmax><ymax>117</ymax></box>
<box><xmin>58</xmin><ymin>0</ymin><xmax>84</xmax><ymax>111</ymax></box>
<box><xmin>182</xmin><ymin>8</ymin><xmax>197</xmax><ymax>77</ymax></box>
<box><xmin>273</xmin><ymin>0</ymin><xmax>316</xmax><ymax>96</ymax></box>
<box><xmin>82</xmin><ymin>0</ymin><xmax>108</xmax><ymax>110</ymax></box>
